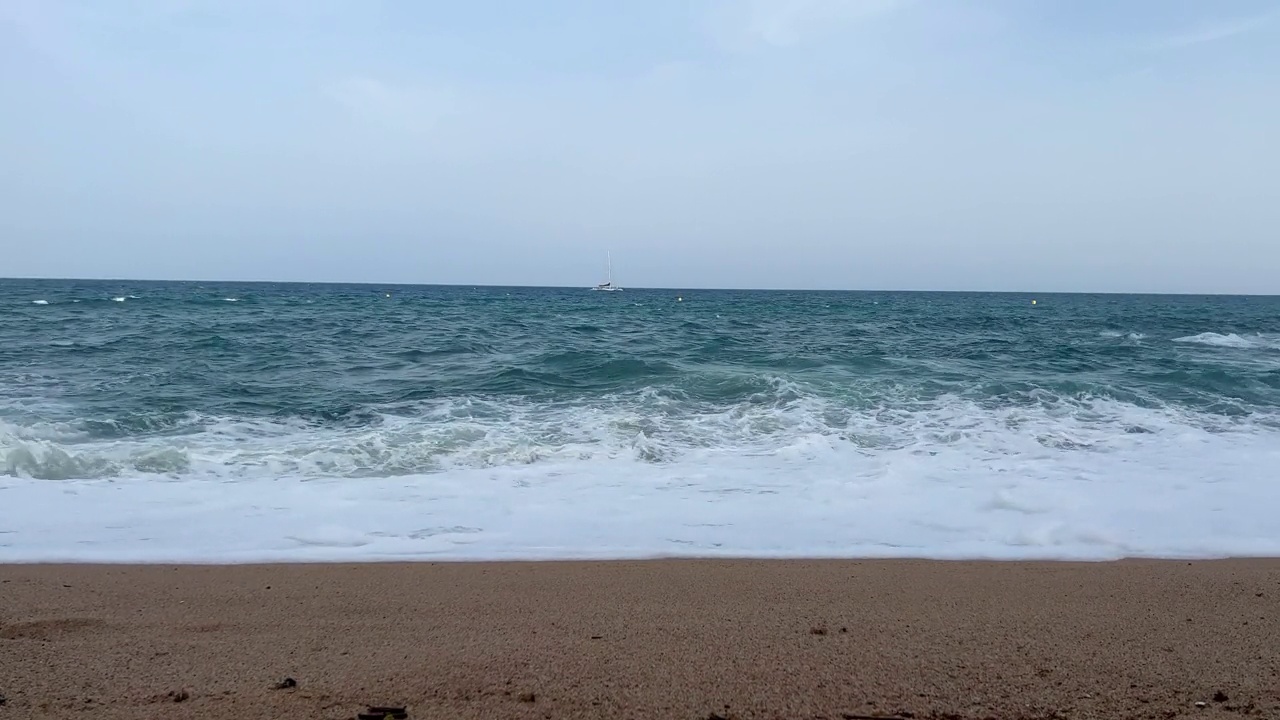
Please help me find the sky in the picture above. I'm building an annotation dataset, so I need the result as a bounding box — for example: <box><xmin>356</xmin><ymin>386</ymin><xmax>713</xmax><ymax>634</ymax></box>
<box><xmin>2</xmin><ymin>0</ymin><xmax>1278</xmax><ymax>293</ymax></box>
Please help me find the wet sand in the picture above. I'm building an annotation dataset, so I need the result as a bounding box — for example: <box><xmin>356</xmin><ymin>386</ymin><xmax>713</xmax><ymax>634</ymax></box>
<box><xmin>1</xmin><ymin>559</ymin><xmax>1277</xmax><ymax>719</ymax></box>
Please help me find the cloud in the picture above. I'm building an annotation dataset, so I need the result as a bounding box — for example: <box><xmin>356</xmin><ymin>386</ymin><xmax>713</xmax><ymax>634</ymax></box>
<box><xmin>707</xmin><ymin>0</ymin><xmax>907</xmax><ymax>50</ymax></box>
<box><xmin>322</xmin><ymin>76</ymin><xmax>461</xmax><ymax>135</ymax></box>
<box><xmin>1111</xmin><ymin>65</ymin><xmax>1156</xmax><ymax>83</ymax></box>
<box><xmin>1146</xmin><ymin>13</ymin><xmax>1272</xmax><ymax>51</ymax></box>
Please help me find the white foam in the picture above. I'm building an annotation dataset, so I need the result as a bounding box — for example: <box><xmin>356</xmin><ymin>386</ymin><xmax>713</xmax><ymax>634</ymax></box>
<box><xmin>31</xmin><ymin>299</ymin><xmax>49</xmax><ymax>305</ymax></box>
<box><xmin>224</xmin><ymin>298</ymin><xmax>239</xmax><ymax>302</ymax></box>
<box><xmin>3</xmin><ymin>393</ymin><xmax>1280</xmax><ymax>563</ymax></box>
<box><xmin>1174</xmin><ymin>332</ymin><xmax>1279</xmax><ymax>349</ymax></box>
<box><xmin>112</xmin><ymin>296</ymin><xmax>126</xmax><ymax>302</ymax></box>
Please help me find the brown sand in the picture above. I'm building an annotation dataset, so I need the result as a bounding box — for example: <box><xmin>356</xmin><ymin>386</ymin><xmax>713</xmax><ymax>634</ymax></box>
<box><xmin>0</xmin><ymin>559</ymin><xmax>1277</xmax><ymax>720</ymax></box>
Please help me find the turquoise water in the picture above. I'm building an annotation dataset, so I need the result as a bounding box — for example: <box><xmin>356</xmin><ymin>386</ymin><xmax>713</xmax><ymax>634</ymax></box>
<box><xmin>4</xmin><ymin>279</ymin><xmax>1280</xmax><ymax>561</ymax></box>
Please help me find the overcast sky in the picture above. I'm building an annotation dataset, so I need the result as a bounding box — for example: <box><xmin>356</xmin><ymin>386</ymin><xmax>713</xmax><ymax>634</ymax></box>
<box><xmin>2</xmin><ymin>0</ymin><xmax>1278</xmax><ymax>292</ymax></box>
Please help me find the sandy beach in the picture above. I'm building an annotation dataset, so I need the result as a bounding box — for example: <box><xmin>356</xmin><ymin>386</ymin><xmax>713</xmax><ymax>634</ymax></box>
<box><xmin>1</xmin><ymin>559</ymin><xmax>1276</xmax><ymax>719</ymax></box>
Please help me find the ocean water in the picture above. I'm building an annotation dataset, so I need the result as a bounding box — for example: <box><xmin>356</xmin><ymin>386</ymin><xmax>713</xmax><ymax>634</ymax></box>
<box><xmin>3</xmin><ymin>279</ymin><xmax>1280</xmax><ymax>562</ymax></box>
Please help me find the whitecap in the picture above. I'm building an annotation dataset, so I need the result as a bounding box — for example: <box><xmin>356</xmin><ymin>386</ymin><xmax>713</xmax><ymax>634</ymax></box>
<box><xmin>1173</xmin><ymin>332</ymin><xmax>1272</xmax><ymax>349</ymax></box>
<box><xmin>224</xmin><ymin>298</ymin><xmax>239</xmax><ymax>302</ymax></box>
<box><xmin>1101</xmin><ymin>331</ymin><xmax>1145</xmax><ymax>341</ymax></box>
<box><xmin>112</xmin><ymin>297</ymin><xmax>126</xmax><ymax>302</ymax></box>
<box><xmin>31</xmin><ymin>299</ymin><xmax>49</xmax><ymax>305</ymax></box>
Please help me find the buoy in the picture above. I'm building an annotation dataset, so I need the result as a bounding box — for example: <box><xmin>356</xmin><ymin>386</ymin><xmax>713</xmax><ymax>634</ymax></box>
<box><xmin>677</xmin><ymin>296</ymin><xmax>683</xmax><ymax>302</ymax></box>
<box><xmin>1031</xmin><ymin>299</ymin><xmax>1037</xmax><ymax>305</ymax></box>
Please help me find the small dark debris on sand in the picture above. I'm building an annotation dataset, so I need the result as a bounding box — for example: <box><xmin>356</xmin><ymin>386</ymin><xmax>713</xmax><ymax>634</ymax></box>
<box><xmin>0</xmin><ymin>692</ymin><xmax>7</xmax><ymax>706</ymax></box>
<box><xmin>168</xmin><ymin>690</ymin><xmax>189</xmax><ymax>703</ymax></box>
<box><xmin>1213</xmin><ymin>691</ymin><xmax>1229</xmax><ymax>703</ymax></box>
<box><xmin>273</xmin><ymin>677</ymin><xmax>297</xmax><ymax>690</ymax></box>
<box><xmin>358</xmin><ymin>706</ymin><xmax>408</xmax><ymax>720</ymax></box>
<box><xmin>518</xmin><ymin>691</ymin><xmax>537</xmax><ymax>703</ymax></box>
<box><xmin>809</xmin><ymin>625</ymin><xmax>828</xmax><ymax>635</ymax></box>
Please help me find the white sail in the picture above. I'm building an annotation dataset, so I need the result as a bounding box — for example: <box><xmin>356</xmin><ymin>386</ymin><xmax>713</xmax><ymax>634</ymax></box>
<box><xmin>592</xmin><ymin>251</ymin><xmax>623</xmax><ymax>291</ymax></box>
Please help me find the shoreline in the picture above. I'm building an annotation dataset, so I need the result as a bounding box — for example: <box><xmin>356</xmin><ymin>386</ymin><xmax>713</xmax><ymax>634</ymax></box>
<box><xmin>0</xmin><ymin>553</ymin><xmax>1262</xmax><ymax>565</ymax></box>
<box><xmin>2</xmin><ymin>558</ymin><xmax>1277</xmax><ymax>719</ymax></box>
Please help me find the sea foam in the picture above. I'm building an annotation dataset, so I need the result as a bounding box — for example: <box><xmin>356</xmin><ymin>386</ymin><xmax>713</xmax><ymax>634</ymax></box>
<box><xmin>3</xmin><ymin>392</ymin><xmax>1278</xmax><ymax>563</ymax></box>
<box><xmin>1174</xmin><ymin>332</ymin><xmax>1280</xmax><ymax>349</ymax></box>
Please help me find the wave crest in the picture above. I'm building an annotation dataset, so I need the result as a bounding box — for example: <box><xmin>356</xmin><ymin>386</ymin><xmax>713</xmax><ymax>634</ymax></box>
<box><xmin>3</xmin><ymin>382</ymin><xmax>1276</xmax><ymax>482</ymax></box>
<box><xmin>1174</xmin><ymin>332</ymin><xmax>1280</xmax><ymax>349</ymax></box>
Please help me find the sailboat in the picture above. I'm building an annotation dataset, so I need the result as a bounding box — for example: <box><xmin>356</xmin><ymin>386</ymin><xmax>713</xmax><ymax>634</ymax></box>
<box><xmin>592</xmin><ymin>252</ymin><xmax>623</xmax><ymax>292</ymax></box>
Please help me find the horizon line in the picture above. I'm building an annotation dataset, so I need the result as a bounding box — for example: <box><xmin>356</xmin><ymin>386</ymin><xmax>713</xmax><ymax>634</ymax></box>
<box><xmin>3</xmin><ymin>276</ymin><xmax>1278</xmax><ymax>297</ymax></box>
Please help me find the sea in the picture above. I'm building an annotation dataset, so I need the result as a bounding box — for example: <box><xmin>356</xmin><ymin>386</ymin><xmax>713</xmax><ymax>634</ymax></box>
<box><xmin>3</xmin><ymin>279</ymin><xmax>1279</xmax><ymax>562</ymax></box>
